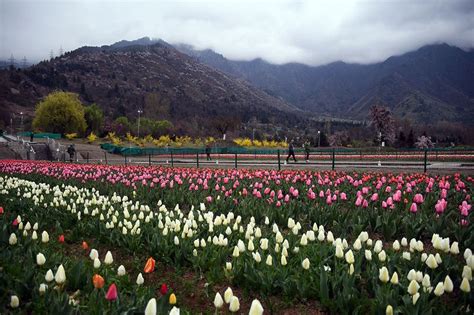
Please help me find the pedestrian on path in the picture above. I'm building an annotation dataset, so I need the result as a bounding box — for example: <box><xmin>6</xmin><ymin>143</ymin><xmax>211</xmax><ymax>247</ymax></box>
<box><xmin>304</xmin><ymin>140</ymin><xmax>311</xmax><ymax>162</ymax></box>
<box><xmin>286</xmin><ymin>140</ymin><xmax>297</xmax><ymax>163</ymax></box>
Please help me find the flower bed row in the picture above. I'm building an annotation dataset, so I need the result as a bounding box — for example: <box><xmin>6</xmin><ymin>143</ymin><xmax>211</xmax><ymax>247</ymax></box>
<box><xmin>0</xmin><ymin>169</ymin><xmax>473</xmax><ymax>313</ymax></box>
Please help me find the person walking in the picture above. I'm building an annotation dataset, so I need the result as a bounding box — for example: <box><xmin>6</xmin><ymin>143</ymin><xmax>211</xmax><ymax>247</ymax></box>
<box><xmin>67</xmin><ymin>144</ymin><xmax>76</xmax><ymax>163</ymax></box>
<box><xmin>286</xmin><ymin>140</ymin><xmax>297</xmax><ymax>163</ymax></box>
<box><xmin>205</xmin><ymin>143</ymin><xmax>212</xmax><ymax>161</ymax></box>
<box><xmin>304</xmin><ymin>140</ymin><xmax>311</xmax><ymax>162</ymax></box>
<box><xmin>30</xmin><ymin>131</ymin><xmax>35</xmax><ymax>142</ymax></box>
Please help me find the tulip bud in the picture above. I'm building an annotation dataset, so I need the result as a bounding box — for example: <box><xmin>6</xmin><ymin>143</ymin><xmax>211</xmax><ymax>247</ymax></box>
<box><xmin>226</xmin><ymin>262</ymin><xmax>232</xmax><ymax>271</ymax></box>
<box><xmin>462</xmin><ymin>265</ymin><xmax>472</xmax><ymax>280</ymax></box>
<box><xmin>444</xmin><ymin>276</ymin><xmax>453</xmax><ymax>293</ymax></box>
<box><xmin>386</xmin><ymin>305</ymin><xmax>393</xmax><ymax>315</ymax></box>
<box><xmin>39</xmin><ymin>283</ymin><xmax>48</xmax><ymax>295</ymax></box>
<box><xmin>89</xmin><ymin>249</ymin><xmax>99</xmax><ymax>260</ymax></box>
<box><xmin>426</xmin><ymin>254</ymin><xmax>438</xmax><ymax>269</ymax></box>
<box><xmin>422</xmin><ymin>274</ymin><xmax>431</xmax><ymax>288</ymax></box>
<box><xmin>460</xmin><ymin>277</ymin><xmax>471</xmax><ymax>293</ymax></box>
<box><xmin>104</xmin><ymin>251</ymin><xmax>113</xmax><ymax>265</ymax></box>
<box><xmin>379</xmin><ymin>267</ymin><xmax>389</xmax><ymax>283</ymax></box>
<box><xmin>392</xmin><ymin>240</ymin><xmax>400</xmax><ymax>251</ymax></box>
<box><xmin>91</xmin><ymin>257</ymin><xmax>101</xmax><ymax>268</ymax></box>
<box><xmin>348</xmin><ymin>263</ymin><xmax>354</xmax><ymax>275</ymax></box>
<box><xmin>266</xmin><ymin>255</ymin><xmax>273</xmax><ymax>266</ymax></box>
<box><xmin>105</xmin><ymin>283</ymin><xmax>118</xmax><ymax>300</ymax></box>
<box><xmin>224</xmin><ymin>287</ymin><xmax>233</xmax><ymax>304</ymax></box>
<box><xmin>281</xmin><ymin>255</ymin><xmax>287</xmax><ymax>266</ymax></box>
<box><xmin>92</xmin><ymin>274</ymin><xmax>105</xmax><ymax>289</ymax></box>
<box><xmin>55</xmin><ymin>265</ymin><xmax>66</xmax><ymax>284</ymax></box>
<box><xmin>169</xmin><ymin>293</ymin><xmax>177</xmax><ymax>305</ymax></box>
<box><xmin>390</xmin><ymin>272</ymin><xmax>399</xmax><ymax>284</ymax></box>
<box><xmin>434</xmin><ymin>282</ymin><xmax>444</xmax><ymax>296</ymax></box>
<box><xmin>41</xmin><ymin>231</ymin><xmax>49</xmax><ymax>243</ymax></box>
<box><xmin>214</xmin><ymin>292</ymin><xmax>224</xmax><ymax>308</ymax></box>
<box><xmin>9</xmin><ymin>233</ymin><xmax>17</xmax><ymax>245</ymax></box>
<box><xmin>117</xmin><ymin>265</ymin><xmax>126</xmax><ymax>276</ymax></box>
<box><xmin>412</xmin><ymin>292</ymin><xmax>420</xmax><ymax>305</ymax></box>
<box><xmin>36</xmin><ymin>253</ymin><xmax>46</xmax><ymax>266</ymax></box>
<box><xmin>407</xmin><ymin>280</ymin><xmax>419</xmax><ymax>295</ymax></box>
<box><xmin>345</xmin><ymin>250</ymin><xmax>355</xmax><ymax>264</ymax></box>
<box><xmin>229</xmin><ymin>296</ymin><xmax>240</xmax><ymax>312</ymax></box>
<box><xmin>353</xmin><ymin>238</ymin><xmax>362</xmax><ymax>251</ymax></box>
<box><xmin>365</xmin><ymin>250</ymin><xmax>372</xmax><ymax>261</ymax></box>
<box><xmin>302</xmin><ymin>258</ymin><xmax>310</xmax><ymax>270</ymax></box>
<box><xmin>378</xmin><ymin>250</ymin><xmax>386</xmax><ymax>262</ymax></box>
<box><xmin>335</xmin><ymin>245</ymin><xmax>344</xmax><ymax>258</ymax></box>
<box><xmin>144</xmin><ymin>298</ymin><xmax>157</xmax><ymax>315</ymax></box>
<box><xmin>10</xmin><ymin>295</ymin><xmax>19</xmax><ymax>308</ymax></box>
<box><xmin>136</xmin><ymin>273</ymin><xmax>144</xmax><ymax>285</ymax></box>
<box><xmin>45</xmin><ymin>269</ymin><xmax>54</xmax><ymax>282</ymax></box>
<box><xmin>249</xmin><ymin>299</ymin><xmax>264</xmax><ymax>315</ymax></box>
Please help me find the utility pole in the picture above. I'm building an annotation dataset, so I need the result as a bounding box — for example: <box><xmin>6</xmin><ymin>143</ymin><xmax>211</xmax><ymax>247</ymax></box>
<box><xmin>50</xmin><ymin>50</ymin><xmax>54</xmax><ymax>60</ymax></box>
<box><xmin>22</xmin><ymin>56</ymin><xmax>27</xmax><ymax>68</ymax></box>
<box><xmin>137</xmin><ymin>109</ymin><xmax>143</xmax><ymax>138</ymax></box>
<box><xmin>59</xmin><ymin>46</ymin><xmax>64</xmax><ymax>56</ymax></box>
<box><xmin>317</xmin><ymin>130</ymin><xmax>321</xmax><ymax>147</ymax></box>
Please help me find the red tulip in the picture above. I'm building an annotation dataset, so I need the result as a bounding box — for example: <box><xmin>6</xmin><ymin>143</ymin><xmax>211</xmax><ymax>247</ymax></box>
<box><xmin>105</xmin><ymin>283</ymin><xmax>118</xmax><ymax>300</ymax></box>
<box><xmin>160</xmin><ymin>283</ymin><xmax>168</xmax><ymax>295</ymax></box>
<box><xmin>0</xmin><ymin>206</ymin><xmax>4</xmax><ymax>214</ymax></box>
<box><xmin>58</xmin><ymin>235</ymin><xmax>65</xmax><ymax>243</ymax></box>
<box><xmin>12</xmin><ymin>218</ymin><xmax>18</xmax><ymax>226</ymax></box>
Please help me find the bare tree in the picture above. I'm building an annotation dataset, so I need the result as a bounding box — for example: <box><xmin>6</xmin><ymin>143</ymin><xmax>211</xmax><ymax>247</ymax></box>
<box><xmin>369</xmin><ymin>104</ymin><xmax>395</xmax><ymax>145</ymax></box>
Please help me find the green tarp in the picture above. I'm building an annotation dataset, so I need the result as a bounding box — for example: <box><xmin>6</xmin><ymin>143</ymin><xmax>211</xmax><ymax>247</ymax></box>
<box><xmin>19</xmin><ymin>132</ymin><xmax>61</xmax><ymax>139</ymax></box>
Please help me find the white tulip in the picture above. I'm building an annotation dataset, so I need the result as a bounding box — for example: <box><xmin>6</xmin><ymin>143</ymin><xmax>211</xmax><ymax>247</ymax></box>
<box><xmin>45</xmin><ymin>269</ymin><xmax>54</xmax><ymax>282</ymax></box>
<box><xmin>93</xmin><ymin>258</ymin><xmax>101</xmax><ymax>269</ymax></box>
<box><xmin>214</xmin><ymin>292</ymin><xmax>224</xmax><ymax>308</ymax></box>
<box><xmin>104</xmin><ymin>251</ymin><xmax>113</xmax><ymax>265</ymax></box>
<box><xmin>302</xmin><ymin>258</ymin><xmax>310</xmax><ymax>270</ymax></box>
<box><xmin>117</xmin><ymin>265</ymin><xmax>126</xmax><ymax>276</ymax></box>
<box><xmin>224</xmin><ymin>287</ymin><xmax>233</xmax><ymax>303</ymax></box>
<box><xmin>36</xmin><ymin>253</ymin><xmax>46</xmax><ymax>266</ymax></box>
<box><xmin>10</xmin><ymin>295</ymin><xmax>19</xmax><ymax>308</ymax></box>
<box><xmin>136</xmin><ymin>273</ymin><xmax>144</xmax><ymax>285</ymax></box>
<box><xmin>9</xmin><ymin>233</ymin><xmax>17</xmax><ymax>245</ymax></box>
<box><xmin>144</xmin><ymin>298</ymin><xmax>156</xmax><ymax>315</ymax></box>
<box><xmin>54</xmin><ymin>264</ymin><xmax>66</xmax><ymax>284</ymax></box>
<box><xmin>229</xmin><ymin>296</ymin><xmax>240</xmax><ymax>312</ymax></box>
<box><xmin>249</xmin><ymin>299</ymin><xmax>264</xmax><ymax>315</ymax></box>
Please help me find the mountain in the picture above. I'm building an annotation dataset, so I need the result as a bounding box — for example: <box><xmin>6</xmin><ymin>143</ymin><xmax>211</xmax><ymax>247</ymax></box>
<box><xmin>176</xmin><ymin>43</ymin><xmax>474</xmax><ymax>125</ymax></box>
<box><xmin>0</xmin><ymin>39</ymin><xmax>306</xmax><ymax>135</ymax></box>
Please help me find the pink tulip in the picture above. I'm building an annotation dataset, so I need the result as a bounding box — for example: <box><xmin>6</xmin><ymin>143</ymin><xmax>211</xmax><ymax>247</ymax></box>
<box><xmin>409</xmin><ymin>203</ymin><xmax>418</xmax><ymax>213</ymax></box>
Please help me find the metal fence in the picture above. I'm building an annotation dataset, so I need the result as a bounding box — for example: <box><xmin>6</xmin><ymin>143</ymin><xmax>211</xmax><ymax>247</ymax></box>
<box><xmin>65</xmin><ymin>147</ymin><xmax>474</xmax><ymax>173</ymax></box>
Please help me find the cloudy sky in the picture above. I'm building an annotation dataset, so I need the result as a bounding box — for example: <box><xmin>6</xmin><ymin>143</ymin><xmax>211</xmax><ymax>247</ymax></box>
<box><xmin>1</xmin><ymin>0</ymin><xmax>473</xmax><ymax>66</ymax></box>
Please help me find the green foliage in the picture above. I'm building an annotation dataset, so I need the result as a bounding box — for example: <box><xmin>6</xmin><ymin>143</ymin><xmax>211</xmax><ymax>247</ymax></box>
<box><xmin>132</xmin><ymin>118</ymin><xmax>173</xmax><ymax>138</ymax></box>
<box><xmin>32</xmin><ymin>91</ymin><xmax>87</xmax><ymax>135</ymax></box>
<box><xmin>113</xmin><ymin>116</ymin><xmax>131</xmax><ymax>136</ymax></box>
<box><xmin>84</xmin><ymin>103</ymin><xmax>104</xmax><ymax>134</ymax></box>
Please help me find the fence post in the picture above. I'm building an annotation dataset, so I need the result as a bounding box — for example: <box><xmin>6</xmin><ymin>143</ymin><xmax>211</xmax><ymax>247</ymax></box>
<box><xmin>277</xmin><ymin>149</ymin><xmax>281</xmax><ymax>171</ymax></box>
<box><xmin>196</xmin><ymin>152</ymin><xmax>200</xmax><ymax>168</ymax></box>
<box><xmin>171</xmin><ymin>149</ymin><xmax>174</xmax><ymax>167</ymax></box>
<box><xmin>234</xmin><ymin>153</ymin><xmax>238</xmax><ymax>169</ymax></box>
<box><xmin>149</xmin><ymin>154</ymin><xmax>151</xmax><ymax>166</ymax></box>
<box><xmin>332</xmin><ymin>148</ymin><xmax>335</xmax><ymax>170</ymax></box>
<box><xmin>424</xmin><ymin>149</ymin><xmax>428</xmax><ymax>173</ymax></box>
<box><xmin>104</xmin><ymin>152</ymin><xmax>108</xmax><ymax>165</ymax></box>
<box><xmin>87</xmin><ymin>152</ymin><xmax>89</xmax><ymax>164</ymax></box>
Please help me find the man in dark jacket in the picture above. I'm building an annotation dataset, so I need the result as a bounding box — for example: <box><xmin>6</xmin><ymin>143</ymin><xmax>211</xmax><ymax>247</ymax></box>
<box><xmin>286</xmin><ymin>140</ymin><xmax>296</xmax><ymax>163</ymax></box>
<box><xmin>304</xmin><ymin>140</ymin><xmax>311</xmax><ymax>162</ymax></box>
<box><xmin>67</xmin><ymin>144</ymin><xmax>76</xmax><ymax>162</ymax></box>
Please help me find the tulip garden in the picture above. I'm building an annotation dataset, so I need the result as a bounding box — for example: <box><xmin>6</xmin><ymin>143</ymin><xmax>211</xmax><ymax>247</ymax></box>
<box><xmin>0</xmin><ymin>160</ymin><xmax>473</xmax><ymax>314</ymax></box>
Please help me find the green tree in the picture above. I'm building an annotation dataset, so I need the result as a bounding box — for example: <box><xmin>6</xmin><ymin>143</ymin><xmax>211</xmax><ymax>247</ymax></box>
<box><xmin>112</xmin><ymin>116</ymin><xmax>130</xmax><ymax>136</ymax></box>
<box><xmin>84</xmin><ymin>103</ymin><xmax>104</xmax><ymax>134</ymax></box>
<box><xmin>32</xmin><ymin>91</ymin><xmax>86</xmax><ymax>134</ymax></box>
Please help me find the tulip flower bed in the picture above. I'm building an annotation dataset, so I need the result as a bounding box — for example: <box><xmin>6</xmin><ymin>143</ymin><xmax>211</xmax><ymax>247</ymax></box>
<box><xmin>1</xmin><ymin>160</ymin><xmax>474</xmax><ymax>314</ymax></box>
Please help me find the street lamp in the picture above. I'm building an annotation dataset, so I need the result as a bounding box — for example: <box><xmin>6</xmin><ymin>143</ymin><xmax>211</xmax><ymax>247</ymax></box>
<box><xmin>137</xmin><ymin>109</ymin><xmax>143</xmax><ymax>138</ymax></box>
<box><xmin>20</xmin><ymin>112</ymin><xmax>24</xmax><ymax>136</ymax></box>
<box><xmin>317</xmin><ymin>130</ymin><xmax>321</xmax><ymax>147</ymax></box>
